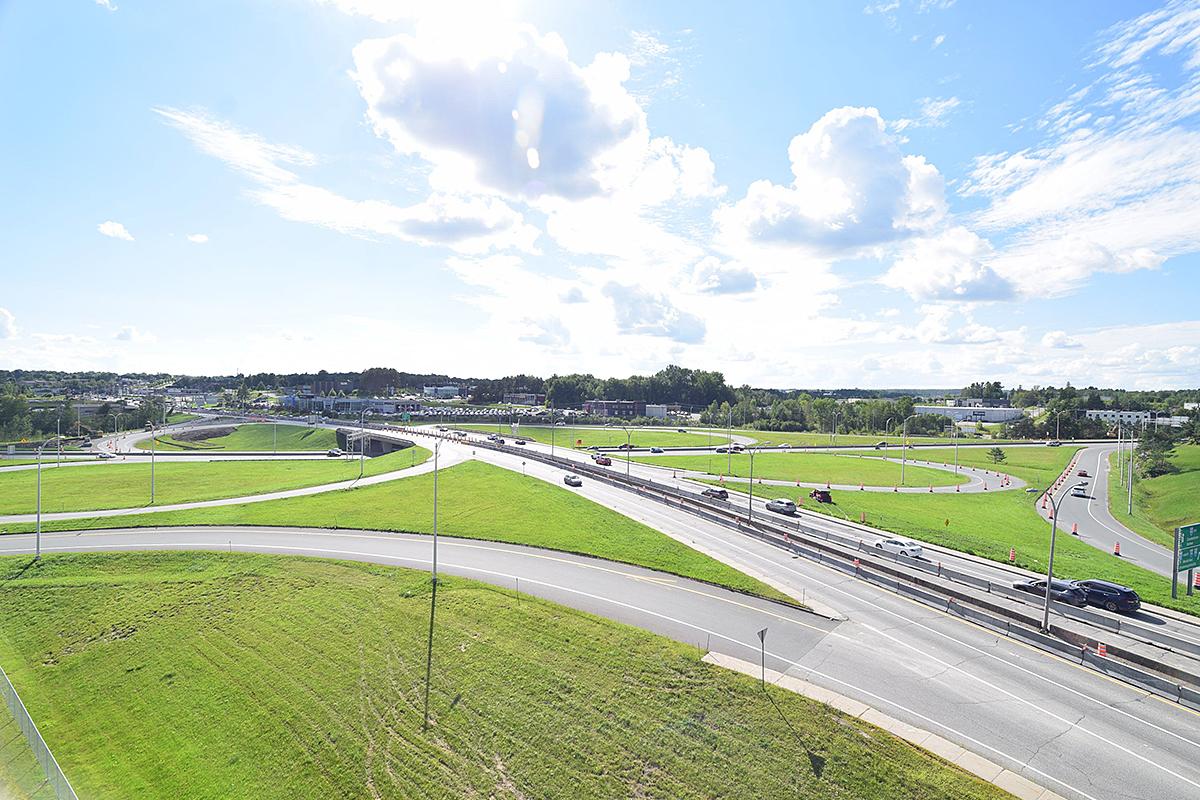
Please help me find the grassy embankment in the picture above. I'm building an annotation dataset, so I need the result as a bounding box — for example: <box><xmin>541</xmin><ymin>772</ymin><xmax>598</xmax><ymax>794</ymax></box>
<box><xmin>455</xmin><ymin>424</ymin><xmax>729</xmax><ymax>448</ymax></box>
<box><xmin>0</xmin><ymin>700</ymin><xmax>54</xmax><ymax>800</ymax></box>
<box><xmin>164</xmin><ymin>413</ymin><xmax>199</xmax><ymax>424</ymax></box>
<box><xmin>695</xmin><ymin>429</ymin><xmax>1015</xmax><ymax>447</ymax></box>
<box><xmin>0</xmin><ymin>448</ymin><xmax>430</xmax><ymax>515</ymax></box>
<box><xmin>632</xmin><ymin>451</ymin><xmax>966</xmax><ymax>487</ymax></box>
<box><xmin>137</xmin><ymin>423</ymin><xmax>336</xmax><ymax>452</ymax></box>
<box><xmin>1106</xmin><ymin>444</ymin><xmax>1200</xmax><ymax>550</ymax></box>
<box><xmin>728</xmin><ymin>445</ymin><xmax>1200</xmax><ymax>615</ymax></box>
<box><xmin>0</xmin><ymin>552</ymin><xmax>1008</xmax><ymax>800</ymax></box>
<box><xmin>6</xmin><ymin>461</ymin><xmax>784</xmax><ymax>602</ymax></box>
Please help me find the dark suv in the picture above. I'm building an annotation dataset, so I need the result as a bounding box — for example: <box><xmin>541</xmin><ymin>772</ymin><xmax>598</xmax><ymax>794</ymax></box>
<box><xmin>701</xmin><ymin>487</ymin><xmax>729</xmax><ymax>500</ymax></box>
<box><xmin>1072</xmin><ymin>580</ymin><xmax>1141</xmax><ymax>613</ymax></box>
<box><xmin>1012</xmin><ymin>579</ymin><xmax>1088</xmax><ymax>606</ymax></box>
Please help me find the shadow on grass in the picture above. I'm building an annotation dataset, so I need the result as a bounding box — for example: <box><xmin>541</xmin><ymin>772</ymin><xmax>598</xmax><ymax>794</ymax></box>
<box><xmin>763</xmin><ymin>686</ymin><xmax>827</xmax><ymax>778</ymax></box>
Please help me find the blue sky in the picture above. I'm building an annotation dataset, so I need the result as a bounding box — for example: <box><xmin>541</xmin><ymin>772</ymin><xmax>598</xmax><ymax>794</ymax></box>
<box><xmin>2</xmin><ymin>0</ymin><xmax>1199</xmax><ymax>389</ymax></box>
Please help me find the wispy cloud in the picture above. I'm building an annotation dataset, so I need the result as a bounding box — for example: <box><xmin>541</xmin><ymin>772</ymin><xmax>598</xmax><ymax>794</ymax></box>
<box><xmin>186</xmin><ymin>233</ymin><xmax>209</xmax><ymax>244</ymax></box>
<box><xmin>97</xmin><ymin>220</ymin><xmax>133</xmax><ymax>241</ymax></box>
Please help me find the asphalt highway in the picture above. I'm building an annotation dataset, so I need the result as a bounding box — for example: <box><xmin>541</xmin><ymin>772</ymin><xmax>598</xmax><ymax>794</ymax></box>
<box><xmin>3</xmin><ymin>523</ymin><xmax>1200</xmax><ymax>800</ymax></box>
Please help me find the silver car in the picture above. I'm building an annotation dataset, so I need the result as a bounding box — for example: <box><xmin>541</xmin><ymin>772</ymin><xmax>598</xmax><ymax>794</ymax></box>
<box><xmin>765</xmin><ymin>498</ymin><xmax>797</xmax><ymax>515</ymax></box>
<box><xmin>875</xmin><ymin>538</ymin><xmax>923</xmax><ymax>558</ymax></box>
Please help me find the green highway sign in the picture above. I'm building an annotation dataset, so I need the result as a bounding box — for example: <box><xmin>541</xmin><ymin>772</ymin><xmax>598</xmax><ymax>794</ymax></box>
<box><xmin>1178</xmin><ymin>523</ymin><xmax>1200</xmax><ymax>572</ymax></box>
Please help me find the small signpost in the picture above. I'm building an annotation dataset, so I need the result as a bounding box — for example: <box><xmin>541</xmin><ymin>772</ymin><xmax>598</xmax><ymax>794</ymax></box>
<box><xmin>1173</xmin><ymin>522</ymin><xmax>1200</xmax><ymax>598</ymax></box>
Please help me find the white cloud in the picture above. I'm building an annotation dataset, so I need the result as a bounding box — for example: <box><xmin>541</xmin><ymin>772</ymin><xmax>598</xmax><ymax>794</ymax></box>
<box><xmin>114</xmin><ymin>325</ymin><xmax>156</xmax><ymax>344</ymax></box>
<box><xmin>97</xmin><ymin>220</ymin><xmax>134</xmax><ymax>241</ymax></box>
<box><xmin>0</xmin><ymin>308</ymin><xmax>16</xmax><ymax>339</ymax></box>
<box><xmin>186</xmin><ymin>233</ymin><xmax>209</xmax><ymax>244</ymax></box>
<box><xmin>691</xmin><ymin>256</ymin><xmax>758</xmax><ymax>295</ymax></box>
<box><xmin>1041</xmin><ymin>330</ymin><xmax>1082</xmax><ymax>349</ymax></box>
<box><xmin>880</xmin><ymin>226</ymin><xmax>1015</xmax><ymax>301</ymax></box>
<box><xmin>602</xmin><ymin>283</ymin><xmax>706</xmax><ymax>343</ymax></box>
<box><xmin>932</xmin><ymin>34</ymin><xmax>946</xmax><ymax>49</ymax></box>
<box><xmin>893</xmin><ymin>96</ymin><xmax>961</xmax><ymax>131</ymax></box>
<box><xmin>715</xmin><ymin>107</ymin><xmax>946</xmax><ymax>256</ymax></box>
<box><xmin>157</xmin><ymin>106</ymin><xmax>537</xmax><ymax>254</ymax></box>
<box><xmin>95</xmin><ymin>0</ymin><xmax>117</xmax><ymax>11</ymax></box>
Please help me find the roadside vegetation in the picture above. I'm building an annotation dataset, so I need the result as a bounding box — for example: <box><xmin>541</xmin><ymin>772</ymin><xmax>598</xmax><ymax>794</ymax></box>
<box><xmin>164</xmin><ymin>413</ymin><xmax>199</xmax><ymax>424</ymax></box>
<box><xmin>855</xmin><ymin>445</ymin><xmax>1079</xmax><ymax>486</ymax></box>
<box><xmin>0</xmin><ymin>448</ymin><xmax>430</xmax><ymax>515</ymax></box>
<box><xmin>13</xmin><ymin>461</ymin><xmax>786</xmax><ymax>602</ymax></box>
<box><xmin>455</xmin><ymin>424</ymin><xmax>728</xmax><ymax>449</ymax></box>
<box><xmin>0</xmin><ymin>701</ymin><xmax>53</xmax><ymax>800</ymax></box>
<box><xmin>137</xmin><ymin>423</ymin><xmax>336</xmax><ymax>452</ymax></box>
<box><xmin>0</xmin><ymin>552</ymin><xmax>1008</xmax><ymax>800</ymax></box>
<box><xmin>1107</xmin><ymin>444</ymin><xmax>1200</xmax><ymax>550</ymax></box>
<box><xmin>633</xmin><ymin>451</ymin><xmax>966</xmax><ymax>487</ymax></box>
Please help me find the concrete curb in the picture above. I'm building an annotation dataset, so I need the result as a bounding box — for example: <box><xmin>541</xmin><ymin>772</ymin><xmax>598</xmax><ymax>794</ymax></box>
<box><xmin>702</xmin><ymin>652</ymin><xmax>1067</xmax><ymax>800</ymax></box>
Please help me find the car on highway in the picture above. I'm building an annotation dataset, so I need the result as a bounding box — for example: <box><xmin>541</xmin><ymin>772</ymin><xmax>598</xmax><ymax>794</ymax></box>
<box><xmin>514</xmin><ymin>439</ymin><xmax>526</xmax><ymax>445</ymax></box>
<box><xmin>495</xmin><ymin>438</ymin><xmax>506</xmax><ymax>445</ymax></box>
<box><xmin>715</xmin><ymin>446</ymin><xmax>729</xmax><ymax>453</ymax></box>
<box><xmin>1077</xmin><ymin>469</ymin><xmax>1090</xmax><ymax>477</ymax></box>
<box><xmin>875</xmin><ymin>538</ymin><xmax>923</xmax><ymax>558</ymax></box>
<box><xmin>731</xmin><ymin>444</ymin><xmax>745</xmax><ymax>453</ymax></box>
<box><xmin>594</xmin><ymin>456</ymin><xmax>612</xmax><ymax>466</ymax></box>
<box><xmin>874</xmin><ymin>441</ymin><xmax>888</xmax><ymax>449</ymax></box>
<box><xmin>563</xmin><ymin>474</ymin><xmax>583</xmax><ymax>487</ymax></box>
<box><xmin>677</xmin><ymin>428</ymin><xmax>687</xmax><ymax>433</ymax></box>
<box><xmin>1046</xmin><ymin>440</ymin><xmax>1062</xmax><ymax>447</ymax></box>
<box><xmin>436</xmin><ymin>426</ymin><xmax>447</xmax><ymax>432</ymax></box>
<box><xmin>326</xmin><ymin>448</ymin><xmax>344</xmax><ymax>457</ymax></box>
<box><xmin>649</xmin><ymin>447</ymin><xmax>664</xmax><ymax>453</ymax></box>
<box><xmin>1072</xmin><ymin>580</ymin><xmax>1141</xmax><ymax>613</ymax></box>
<box><xmin>487</xmin><ymin>434</ymin><xmax>499</xmax><ymax>441</ymax></box>
<box><xmin>779</xmin><ymin>443</ymin><xmax>791</xmax><ymax>449</ymax></box>
<box><xmin>701</xmin><ymin>487</ymin><xmax>729</xmax><ymax>500</ymax></box>
<box><xmin>1012</xmin><ymin>579</ymin><xmax>1088</xmax><ymax>606</ymax></box>
<box><xmin>616</xmin><ymin>443</ymin><xmax>634</xmax><ymax>450</ymax></box>
<box><xmin>97</xmin><ymin>452</ymin><xmax>117</xmax><ymax>459</ymax></box>
<box><xmin>1070</xmin><ymin>484</ymin><xmax>1089</xmax><ymax>498</ymax></box>
<box><xmin>765</xmin><ymin>498</ymin><xmax>797</xmax><ymax>515</ymax></box>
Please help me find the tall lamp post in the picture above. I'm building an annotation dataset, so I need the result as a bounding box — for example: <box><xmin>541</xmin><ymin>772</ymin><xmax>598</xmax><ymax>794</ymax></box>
<box><xmin>829</xmin><ymin>412</ymin><xmax>838</xmax><ymax>446</ymax></box>
<box><xmin>149</xmin><ymin>422</ymin><xmax>156</xmax><ymax>504</ymax></box>
<box><xmin>884</xmin><ymin>417</ymin><xmax>895</xmax><ymax>444</ymax></box>
<box><xmin>1054</xmin><ymin>410</ymin><xmax>1068</xmax><ymax>442</ymax></box>
<box><xmin>607</xmin><ymin>422</ymin><xmax>633</xmax><ymax>479</ymax></box>
<box><xmin>1040</xmin><ymin>487</ymin><xmax>1064</xmax><ymax>632</ymax></box>
<box><xmin>422</xmin><ymin>440</ymin><xmax>442</xmax><ymax>731</ymax></box>
<box><xmin>899</xmin><ymin>414</ymin><xmax>919</xmax><ymax>486</ymax></box>
<box><xmin>746</xmin><ymin>442</ymin><xmax>770</xmax><ymax>524</ymax></box>
<box><xmin>34</xmin><ymin>437</ymin><xmax>59</xmax><ymax>560</ymax></box>
<box><xmin>359</xmin><ymin>407</ymin><xmax>368</xmax><ymax>479</ymax></box>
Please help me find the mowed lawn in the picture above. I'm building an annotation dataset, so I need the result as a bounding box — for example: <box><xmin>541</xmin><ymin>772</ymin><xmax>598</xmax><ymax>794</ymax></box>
<box><xmin>632</xmin><ymin>451</ymin><xmax>966</xmax><ymax>487</ymax></box>
<box><xmin>0</xmin><ymin>448</ymin><xmax>430</xmax><ymax>514</ymax></box>
<box><xmin>697</xmin><ymin>429</ymin><xmax>1009</xmax><ymax>448</ymax></box>
<box><xmin>855</xmin><ymin>445</ymin><xmax>1079</xmax><ymax>485</ymax></box>
<box><xmin>456</xmin><ymin>424</ymin><xmax>729</xmax><ymax>448</ymax></box>
<box><xmin>0</xmin><ymin>701</ymin><xmax>54</xmax><ymax>800</ymax></box>
<box><xmin>782</xmin><ymin>477</ymin><xmax>1200</xmax><ymax>616</ymax></box>
<box><xmin>1107</xmin><ymin>445</ymin><xmax>1200</xmax><ymax>550</ymax></box>
<box><xmin>0</xmin><ymin>553</ymin><xmax>1007</xmax><ymax>800</ymax></box>
<box><xmin>137</xmin><ymin>423</ymin><xmax>336</xmax><ymax>452</ymax></box>
<box><xmin>17</xmin><ymin>461</ymin><xmax>784</xmax><ymax>601</ymax></box>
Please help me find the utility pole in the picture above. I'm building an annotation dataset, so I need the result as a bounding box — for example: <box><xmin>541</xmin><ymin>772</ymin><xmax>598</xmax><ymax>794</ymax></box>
<box><xmin>727</xmin><ymin>407</ymin><xmax>733</xmax><ymax>475</ymax></box>
<box><xmin>1127</xmin><ymin>430</ymin><xmax>1135</xmax><ymax>516</ymax></box>
<box><xmin>150</xmin><ymin>422</ymin><xmax>156</xmax><ymax>504</ymax></box>
<box><xmin>1042</xmin><ymin>490</ymin><xmax>1062</xmax><ymax>632</ymax></box>
<box><xmin>422</xmin><ymin>441</ymin><xmax>441</xmax><ymax>731</ymax></box>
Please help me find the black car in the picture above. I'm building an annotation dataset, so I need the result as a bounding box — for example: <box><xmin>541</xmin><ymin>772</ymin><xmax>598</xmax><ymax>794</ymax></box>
<box><xmin>1012</xmin><ymin>579</ymin><xmax>1088</xmax><ymax>607</ymax></box>
<box><xmin>1073</xmin><ymin>580</ymin><xmax>1141</xmax><ymax>613</ymax></box>
<box><xmin>701</xmin><ymin>487</ymin><xmax>729</xmax><ymax>500</ymax></box>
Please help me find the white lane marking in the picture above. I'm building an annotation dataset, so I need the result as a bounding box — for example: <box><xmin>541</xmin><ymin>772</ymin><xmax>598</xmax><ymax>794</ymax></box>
<box><xmin>12</xmin><ymin>537</ymin><xmax>1100</xmax><ymax>800</ymax></box>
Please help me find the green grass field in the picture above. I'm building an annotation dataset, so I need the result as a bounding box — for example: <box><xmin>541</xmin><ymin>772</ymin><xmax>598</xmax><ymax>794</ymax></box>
<box><xmin>1106</xmin><ymin>445</ymin><xmax>1200</xmax><ymax>550</ymax></box>
<box><xmin>0</xmin><ymin>458</ymin><xmax>93</xmax><ymax>469</ymax></box>
<box><xmin>165</xmin><ymin>413</ymin><xmax>199</xmax><ymax>424</ymax></box>
<box><xmin>137</xmin><ymin>423</ymin><xmax>337</xmax><ymax>452</ymax></box>
<box><xmin>696</xmin><ymin>429</ymin><xmax>1010</xmax><ymax>447</ymax></box>
<box><xmin>455</xmin><ymin>424</ymin><xmax>730</xmax><ymax>448</ymax></box>
<box><xmin>0</xmin><ymin>699</ymin><xmax>54</xmax><ymax>800</ymax></box>
<box><xmin>12</xmin><ymin>461</ymin><xmax>784</xmax><ymax>602</ymax></box>
<box><xmin>632</xmin><ymin>451</ymin><xmax>966</xmax><ymax>487</ymax></box>
<box><xmin>856</xmin><ymin>445</ymin><xmax>1078</xmax><ymax>485</ymax></box>
<box><xmin>0</xmin><ymin>448</ymin><xmax>430</xmax><ymax>515</ymax></box>
<box><xmin>0</xmin><ymin>552</ymin><xmax>1007</xmax><ymax>800</ymax></box>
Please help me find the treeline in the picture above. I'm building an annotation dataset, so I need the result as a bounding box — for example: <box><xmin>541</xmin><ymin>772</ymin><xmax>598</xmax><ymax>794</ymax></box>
<box><xmin>698</xmin><ymin>395</ymin><xmax>951</xmax><ymax>436</ymax></box>
<box><xmin>0</xmin><ymin>388</ymin><xmax>167</xmax><ymax>442</ymax></box>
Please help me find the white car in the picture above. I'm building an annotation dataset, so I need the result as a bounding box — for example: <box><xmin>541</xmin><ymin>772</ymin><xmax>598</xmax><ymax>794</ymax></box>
<box><xmin>97</xmin><ymin>452</ymin><xmax>117</xmax><ymax>460</ymax></box>
<box><xmin>563</xmin><ymin>474</ymin><xmax>583</xmax><ymax>487</ymax></box>
<box><xmin>875</xmin><ymin>538</ymin><xmax>923</xmax><ymax>558</ymax></box>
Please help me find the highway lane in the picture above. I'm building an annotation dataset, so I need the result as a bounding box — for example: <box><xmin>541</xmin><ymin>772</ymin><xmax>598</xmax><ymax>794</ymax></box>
<box><xmin>3</xmin><ymin>524</ymin><xmax>1200</xmax><ymax>800</ymax></box>
<box><xmin>1042</xmin><ymin>445</ymin><xmax>1176</xmax><ymax>578</ymax></box>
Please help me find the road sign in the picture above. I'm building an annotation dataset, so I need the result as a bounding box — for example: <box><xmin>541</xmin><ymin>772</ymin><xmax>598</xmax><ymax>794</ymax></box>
<box><xmin>1177</xmin><ymin>523</ymin><xmax>1200</xmax><ymax>572</ymax></box>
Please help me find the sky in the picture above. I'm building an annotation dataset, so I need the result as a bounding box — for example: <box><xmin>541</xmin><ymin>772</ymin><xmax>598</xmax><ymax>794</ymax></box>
<box><xmin>2</xmin><ymin>0</ymin><xmax>1199</xmax><ymax>390</ymax></box>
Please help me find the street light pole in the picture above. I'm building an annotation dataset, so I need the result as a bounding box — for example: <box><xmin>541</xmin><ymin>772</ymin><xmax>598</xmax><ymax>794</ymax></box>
<box><xmin>884</xmin><ymin>417</ymin><xmax>894</xmax><ymax>443</ymax></box>
<box><xmin>900</xmin><ymin>414</ymin><xmax>918</xmax><ymax>486</ymax></box>
<box><xmin>35</xmin><ymin>442</ymin><xmax>44</xmax><ymax>560</ymax></box>
<box><xmin>953</xmin><ymin>426</ymin><xmax>959</xmax><ymax>474</ymax></box>
<box><xmin>1041</xmin><ymin>490</ymin><xmax>1062</xmax><ymax>632</ymax></box>
<box><xmin>830</xmin><ymin>412</ymin><xmax>838</xmax><ymax>446</ymax></box>
<box><xmin>727</xmin><ymin>408</ymin><xmax>733</xmax><ymax>475</ymax></box>
<box><xmin>422</xmin><ymin>440</ymin><xmax>441</xmax><ymax>732</ymax></box>
<box><xmin>1127</xmin><ymin>428</ymin><xmax>1135</xmax><ymax>516</ymax></box>
<box><xmin>359</xmin><ymin>408</ymin><xmax>367</xmax><ymax>479</ymax></box>
<box><xmin>150</xmin><ymin>422</ymin><xmax>156</xmax><ymax>504</ymax></box>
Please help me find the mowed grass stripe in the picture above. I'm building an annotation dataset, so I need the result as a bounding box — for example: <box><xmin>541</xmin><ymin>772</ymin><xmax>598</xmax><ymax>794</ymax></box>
<box><xmin>0</xmin><ymin>448</ymin><xmax>430</xmax><ymax>514</ymax></box>
<box><xmin>632</xmin><ymin>451</ymin><xmax>966</xmax><ymax>487</ymax></box>
<box><xmin>138</xmin><ymin>423</ymin><xmax>337</xmax><ymax>452</ymax></box>
<box><xmin>0</xmin><ymin>552</ymin><xmax>1010</xmax><ymax>800</ymax></box>
<box><xmin>455</xmin><ymin>424</ymin><xmax>729</xmax><ymax>449</ymax></box>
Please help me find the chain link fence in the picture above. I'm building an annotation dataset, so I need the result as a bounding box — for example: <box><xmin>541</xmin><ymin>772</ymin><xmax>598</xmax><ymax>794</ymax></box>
<box><xmin>0</xmin><ymin>663</ymin><xmax>78</xmax><ymax>800</ymax></box>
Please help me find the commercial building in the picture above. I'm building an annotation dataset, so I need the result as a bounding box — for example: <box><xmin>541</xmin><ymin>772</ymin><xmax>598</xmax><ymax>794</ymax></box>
<box><xmin>914</xmin><ymin>404</ymin><xmax>1024</xmax><ymax>423</ymax></box>
<box><xmin>422</xmin><ymin>385</ymin><xmax>460</xmax><ymax>399</ymax></box>
<box><xmin>502</xmin><ymin>392</ymin><xmax>546</xmax><ymax>406</ymax></box>
<box><xmin>1084</xmin><ymin>410</ymin><xmax>1186</xmax><ymax>427</ymax></box>
<box><xmin>583</xmin><ymin>400</ymin><xmax>646</xmax><ymax>418</ymax></box>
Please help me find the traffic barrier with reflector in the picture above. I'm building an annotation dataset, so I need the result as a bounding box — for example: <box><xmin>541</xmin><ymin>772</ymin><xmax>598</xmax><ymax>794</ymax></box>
<box><xmin>853</xmin><ymin>558</ymin><xmax>861</xmax><ymax>569</ymax></box>
<box><xmin>1113</xmin><ymin>541</ymin><xmax>1121</xmax><ymax>557</ymax></box>
<box><xmin>1194</xmin><ymin>573</ymin><xmax>1200</xmax><ymax>589</ymax></box>
<box><xmin>1097</xmin><ymin>643</ymin><xmax>1107</xmax><ymax>657</ymax></box>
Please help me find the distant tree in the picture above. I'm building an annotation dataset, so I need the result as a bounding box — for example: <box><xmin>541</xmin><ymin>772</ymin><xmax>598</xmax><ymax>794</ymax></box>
<box><xmin>987</xmin><ymin>447</ymin><xmax>1007</xmax><ymax>465</ymax></box>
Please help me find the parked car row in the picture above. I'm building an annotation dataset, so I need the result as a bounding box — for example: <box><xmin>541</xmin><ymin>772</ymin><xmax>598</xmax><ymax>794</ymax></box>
<box><xmin>1013</xmin><ymin>578</ymin><xmax>1141</xmax><ymax>613</ymax></box>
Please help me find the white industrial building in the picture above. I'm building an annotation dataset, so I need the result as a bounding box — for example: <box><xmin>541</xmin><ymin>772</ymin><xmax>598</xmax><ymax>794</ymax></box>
<box><xmin>914</xmin><ymin>405</ymin><xmax>1024</xmax><ymax>423</ymax></box>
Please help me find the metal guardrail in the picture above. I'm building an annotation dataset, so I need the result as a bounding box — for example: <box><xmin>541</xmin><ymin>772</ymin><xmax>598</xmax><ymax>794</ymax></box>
<box><xmin>0</xmin><ymin>663</ymin><xmax>79</xmax><ymax>800</ymax></box>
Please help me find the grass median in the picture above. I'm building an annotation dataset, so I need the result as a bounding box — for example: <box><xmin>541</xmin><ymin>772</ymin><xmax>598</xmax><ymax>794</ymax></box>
<box><xmin>0</xmin><ymin>552</ymin><xmax>1008</xmax><ymax>800</ymax></box>
<box><xmin>0</xmin><ymin>448</ymin><xmax>430</xmax><ymax>515</ymax></box>
<box><xmin>9</xmin><ymin>461</ymin><xmax>786</xmax><ymax>602</ymax></box>
<box><xmin>138</xmin><ymin>423</ymin><xmax>337</xmax><ymax>452</ymax></box>
<box><xmin>1106</xmin><ymin>445</ymin><xmax>1200</xmax><ymax>550</ymax></box>
<box><xmin>633</xmin><ymin>451</ymin><xmax>966</xmax><ymax>487</ymax></box>
<box><xmin>853</xmin><ymin>444</ymin><xmax>1078</xmax><ymax>485</ymax></box>
<box><xmin>455</xmin><ymin>424</ymin><xmax>729</xmax><ymax>448</ymax></box>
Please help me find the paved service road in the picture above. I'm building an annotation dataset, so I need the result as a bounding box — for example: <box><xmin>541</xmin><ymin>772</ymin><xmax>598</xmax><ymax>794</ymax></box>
<box><xmin>1042</xmin><ymin>445</ymin><xmax>1175</xmax><ymax>577</ymax></box>
<box><xmin>5</xmin><ymin>523</ymin><xmax>1200</xmax><ymax>800</ymax></box>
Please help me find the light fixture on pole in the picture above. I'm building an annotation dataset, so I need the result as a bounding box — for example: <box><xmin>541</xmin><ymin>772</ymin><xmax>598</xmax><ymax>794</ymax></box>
<box><xmin>1040</xmin><ymin>488</ymin><xmax>1063</xmax><ymax>632</ymax></box>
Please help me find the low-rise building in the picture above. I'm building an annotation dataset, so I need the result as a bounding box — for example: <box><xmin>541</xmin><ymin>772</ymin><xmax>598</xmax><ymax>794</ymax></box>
<box><xmin>502</xmin><ymin>392</ymin><xmax>545</xmax><ymax>406</ymax></box>
<box><xmin>423</xmin><ymin>385</ymin><xmax>460</xmax><ymax>399</ymax></box>
<box><xmin>914</xmin><ymin>405</ymin><xmax>1024</xmax><ymax>423</ymax></box>
<box><xmin>583</xmin><ymin>399</ymin><xmax>646</xmax><ymax>418</ymax></box>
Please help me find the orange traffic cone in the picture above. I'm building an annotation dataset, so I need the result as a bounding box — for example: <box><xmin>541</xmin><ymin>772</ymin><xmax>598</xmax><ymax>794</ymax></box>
<box><xmin>1071</xmin><ymin>523</ymin><xmax>1078</xmax><ymax>534</ymax></box>
<box><xmin>1193</xmin><ymin>573</ymin><xmax>1200</xmax><ymax>590</ymax></box>
<box><xmin>929</xmin><ymin>485</ymin><xmax>934</xmax><ymax>492</ymax></box>
<box><xmin>893</xmin><ymin>485</ymin><xmax>898</xmax><ymax>492</ymax></box>
<box><xmin>1048</xmin><ymin>509</ymin><xmax>1054</xmax><ymax>520</ymax></box>
<box><xmin>859</xmin><ymin>482</ymin><xmax>864</xmax><ymax>491</ymax></box>
<box><xmin>1113</xmin><ymin>541</ymin><xmax>1121</xmax><ymax>557</ymax></box>
<box><xmin>955</xmin><ymin>484</ymin><xmax>960</xmax><ymax>493</ymax></box>
<box><xmin>1097</xmin><ymin>643</ymin><xmax>1108</xmax><ymax>657</ymax></box>
<box><xmin>1008</xmin><ymin>547</ymin><xmax>1016</xmax><ymax>562</ymax></box>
